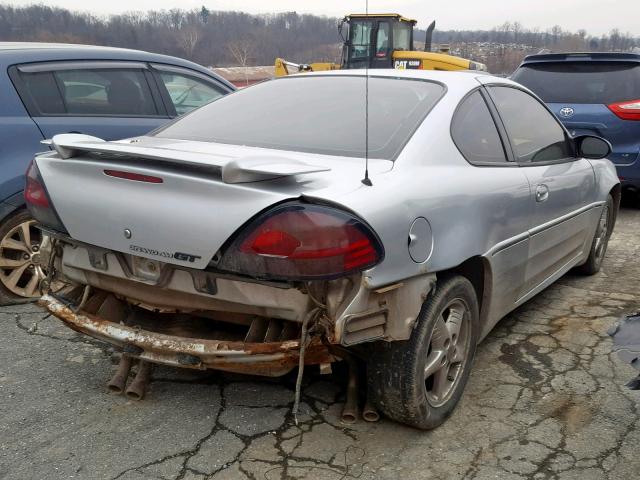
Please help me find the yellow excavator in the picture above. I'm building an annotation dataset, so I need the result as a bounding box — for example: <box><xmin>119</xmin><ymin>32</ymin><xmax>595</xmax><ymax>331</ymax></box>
<box><xmin>275</xmin><ymin>13</ymin><xmax>487</xmax><ymax>76</ymax></box>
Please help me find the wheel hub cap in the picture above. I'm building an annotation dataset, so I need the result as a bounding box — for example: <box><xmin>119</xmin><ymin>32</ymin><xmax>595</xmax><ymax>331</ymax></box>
<box><xmin>0</xmin><ymin>220</ymin><xmax>49</xmax><ymax>298</ymax></box>
<box><xmin>594</xmin><ymin>205</ymin><xmax>609</xmax><ymax>263</ymax></box>
<box><xmin>423</xmin><ymin>299</ymin><xmax>471</xmax><ymax>407</ymax></box>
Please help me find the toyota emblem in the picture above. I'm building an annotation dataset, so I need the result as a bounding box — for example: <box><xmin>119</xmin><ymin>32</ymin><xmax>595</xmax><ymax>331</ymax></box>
<box><xmin>559</xmin><ymin>107</ymin><xmax>574</xmax><ymax>118</ymax></box>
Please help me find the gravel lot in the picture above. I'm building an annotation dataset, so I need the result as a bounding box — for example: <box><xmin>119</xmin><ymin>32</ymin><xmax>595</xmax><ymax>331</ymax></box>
<box><xmin>1</xmin><ymin>208</ymin><xmax>639</xmax><ymax>480</ymax></box>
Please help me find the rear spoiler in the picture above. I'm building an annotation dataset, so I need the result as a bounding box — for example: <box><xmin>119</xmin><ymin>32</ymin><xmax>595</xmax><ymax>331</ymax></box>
<box><xmin>43</xmin><ymin>134</ymin><xmax>331</xmax><ymax>184</ymax></box>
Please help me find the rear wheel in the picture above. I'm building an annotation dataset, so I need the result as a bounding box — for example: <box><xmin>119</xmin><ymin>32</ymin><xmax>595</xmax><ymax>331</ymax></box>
<box><xmin>367</xmin><ymin>275</ymin><xmax>479</xmax><ymax>429</ymax></box>
<box><xmin>0</xmin><ymin>209</ymin><xmax>50</xmax><ymax>305</ymax></box>
<box><xmin>575</xmin><ymin>195</ymin><xmax>614</xmax><ymax>275</ymax></box>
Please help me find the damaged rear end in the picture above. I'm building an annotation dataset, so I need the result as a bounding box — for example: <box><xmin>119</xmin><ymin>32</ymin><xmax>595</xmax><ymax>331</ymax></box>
<box><xmin>28</xmin><ymin>134</ymin><xmax>427</xmax><ymax>377</ymax></box>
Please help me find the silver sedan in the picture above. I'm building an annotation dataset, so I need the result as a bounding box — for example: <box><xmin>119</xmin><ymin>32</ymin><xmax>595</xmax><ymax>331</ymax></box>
<box><xmin>28</xmin><ymin>70</ymin><xmax>619</xmax><ymax>429</ymax></box>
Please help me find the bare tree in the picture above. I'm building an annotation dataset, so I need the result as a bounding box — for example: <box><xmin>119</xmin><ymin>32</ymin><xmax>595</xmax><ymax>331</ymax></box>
<box><xmin>178</xmin><ymin>26</ymin><xmax>200</xmax><ymax>57</ymax></box>
<box><xmin>227</xmin><ymin>39</ymin><xmax>257</xmax><ymax>86</ymax></box>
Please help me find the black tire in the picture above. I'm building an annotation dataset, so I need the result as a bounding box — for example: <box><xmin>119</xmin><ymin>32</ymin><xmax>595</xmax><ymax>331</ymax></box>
<box><xmin>575</xmin><ymin>194</ymin><xmax>614</xmax><ymax>276</ymax></box>
<box><xmin>367</xmin><ymin>275</ymin><xmax>479</xmax><ymax>430</ymax></box>
<box><xmin>0</xmin><ymin>209</ymin><xmax>45</xmax><ymax>305</ymax></box>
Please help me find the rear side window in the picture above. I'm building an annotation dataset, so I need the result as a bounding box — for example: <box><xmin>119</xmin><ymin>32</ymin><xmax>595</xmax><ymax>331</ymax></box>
<box><xmin>155</xmin><ymin>76</ymin><xmax>445</xmax><ymax>160</ymax></box>
<box><xmin>452</xmin><ymin>91</ymin><xmax>508</xmax><ymax>165</ymax></box>
<box><xmin>17</xmin><ymin>68</ymin><xmax>158</xmax><ymax>116</ymax></box>
<box><xmin>19</xmin><ymin>71</ymin><xmax>65</xmax><ymax>115</ymax></box>
<box><xmin>393</xmin><ymin>22</ymin><xmax>412</xmax><ymax>51</ymax></box>
<box><xmin>157</xmin><ymin>71</ymin><xmax>227</xmax><ymax>116</ymax></box>
<box><xmin>512</xmin><ymin>62</ymin><xmax>640</xmax><ymax>104</ymax></box>
<box><xmin>56</xmin><ymin>69</ymin><xmax>157</xmax><ymax>116</ymax></box>
<box><xmin>489</xmin><ymin>86</ymin><xmax>572</xmax><ymax>163</ymax></box>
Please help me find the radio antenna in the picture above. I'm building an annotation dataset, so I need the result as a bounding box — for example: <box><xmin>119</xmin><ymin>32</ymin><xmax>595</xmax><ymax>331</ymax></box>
<box><xmin>361</xmin><ymin>0</ymin><xmax>372</xmax><ymax>186</ymax></box>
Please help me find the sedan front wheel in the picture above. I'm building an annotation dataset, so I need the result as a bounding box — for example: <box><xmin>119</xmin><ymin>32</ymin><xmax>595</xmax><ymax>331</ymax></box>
<box><xmin>367</xmin><ymin>275</ymin><xmax>479</xmax><ymax>429</ymax></box>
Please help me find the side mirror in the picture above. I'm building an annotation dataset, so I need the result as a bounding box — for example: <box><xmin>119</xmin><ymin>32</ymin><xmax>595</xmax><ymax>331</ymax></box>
<box><xmin>575</xmin><ymin>135</ymin><xmax>611</xmax><ymax>160</ymax></box>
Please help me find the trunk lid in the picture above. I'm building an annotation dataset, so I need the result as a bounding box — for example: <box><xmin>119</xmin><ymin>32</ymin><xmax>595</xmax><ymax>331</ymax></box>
<box><xmin>36</xmin><ymin>136</ymin><xmax>389</xmax><ymax>270</ymax></box>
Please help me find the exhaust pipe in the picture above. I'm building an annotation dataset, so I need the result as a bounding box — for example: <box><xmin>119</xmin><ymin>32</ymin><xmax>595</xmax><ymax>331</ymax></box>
<box><xmin>424</xmin><ymin>20</ymin><xmax>436</xmax><ymax>52</ymax></box>
<box><xmin>125</xmin><ymin>360</ymin><xmax>152</xmax><ymax>401</ymax></box>
<box><xmin>362</xmin><ymin>399</ymin><xmax>380</xmax><ymax>422</ymax></box>
<box><xmin>107</xmin><ymin>354</ymin><xmax>132</xmax><ymax>394</ymax></box>
<box><xmin>341</xmin><ymin>358</ymin><xmax>358</xmax><ymax>424</ymax></box>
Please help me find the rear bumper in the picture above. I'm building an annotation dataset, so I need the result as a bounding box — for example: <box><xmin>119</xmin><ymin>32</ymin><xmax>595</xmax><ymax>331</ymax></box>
<box><xmin>615</xmin><ymin>162</ymin><xmax>640</xmax><ymax>189</ymax></box>
<box><xmin>40</xmin><ymin>294</ymin><xmax>334</xmax><ymax>376</ymax></box>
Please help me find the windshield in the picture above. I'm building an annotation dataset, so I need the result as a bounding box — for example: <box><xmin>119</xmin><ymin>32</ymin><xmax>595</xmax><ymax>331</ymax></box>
<box><xmin>512</xmin><ymin>62</ymin><xmax>640</xmax><ymax>104</ymax></box>
<box><xmin>154</xmin><ymin>76</ymin><xmax>445</xmax><ymax>160</ymax></box>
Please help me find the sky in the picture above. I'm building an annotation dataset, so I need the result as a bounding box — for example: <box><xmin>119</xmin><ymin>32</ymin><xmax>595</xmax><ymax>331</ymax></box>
<box><xmin>3</xmin><ymin>0</ymin><xmax>639</xmax><ymax>36</ymax></box>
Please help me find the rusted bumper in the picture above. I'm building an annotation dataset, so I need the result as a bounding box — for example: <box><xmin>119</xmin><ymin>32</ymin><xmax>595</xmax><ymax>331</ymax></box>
<box><xmin>40</xmin><ymin>294</ymin><xmax>334</xmax><ymax>376</ymax></box>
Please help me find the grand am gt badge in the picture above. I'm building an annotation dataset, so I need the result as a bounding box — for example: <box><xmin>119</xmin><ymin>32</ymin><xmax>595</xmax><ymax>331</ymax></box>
<box><xmin>129</xmin><ymin>244</ymin><xmax>202</xmax><ymax>263</ymax></box>
<box><xmin>394</xmin><ymin>59</ymin><xmax>421</xmax><ymax>70</ymax></box>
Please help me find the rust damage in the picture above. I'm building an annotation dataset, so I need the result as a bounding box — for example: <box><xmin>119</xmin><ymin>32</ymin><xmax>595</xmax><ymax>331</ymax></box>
<box><xmin>40</xmin><ymin>294</ymin><xmax>335</xmax><ymax>377</ymax></box>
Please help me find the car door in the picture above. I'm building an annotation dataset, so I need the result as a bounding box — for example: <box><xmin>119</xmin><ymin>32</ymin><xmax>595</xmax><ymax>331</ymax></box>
<box><xmin>9</xmin><ymin>61</ymin><xmax>170</xmax><ymax>141</ymax></box>
<box><xmin>450</xmin><ymin>89</ymin><xmax>532</xmax><ymax>325</ymax></box>
<box><xmin>487</xmin><ymin>85</ymin><xmax>597</xmax><ymax>299</ymax></box>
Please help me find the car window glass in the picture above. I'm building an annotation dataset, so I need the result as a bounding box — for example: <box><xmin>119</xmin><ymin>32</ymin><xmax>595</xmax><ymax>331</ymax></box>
<box><xmin>155</xmin><ymin>76</ymin><xmax>444</xmax><ymax>160</ymax></box>
<box><xmin>489</xmin><ymin>86</ymin><xmax>572</xmax><ymax>163</ymax></box>
<box><xmin>19</xmin><ymin>71</ymin><xmax>65</xmax><ymax>115</ymax></box>
<box><xmin>376</xmin><ymin>22</ymin><xmax>390</xmax><ymax>57</ymax></box>
<box><xmin>452</xmin><ymin>91</ymin><xmax>507</xmax><ymax>164</ymax></box>
<box><xmin>350</xmin><ymin>21</ymin><xmax>373</xmax><ymax>60</ymax></box>
<box><xmin>512</xmin><ymin>62</ymin><xmax>640</xmax><ymax>104</ymax></box>
<box><xmin>54</xmin><ymin>69</ymin><xmax>157</xmax><ymax>116</ymax></box>
<box><xmin>393</xmin><ymin>22</ymin><xmax>412</xmax><ymax>51</ymax></box>
<box><xmin>158</xmin><ymin>72</ymin><xmax>226</xmax><ymax>116</ymax></box>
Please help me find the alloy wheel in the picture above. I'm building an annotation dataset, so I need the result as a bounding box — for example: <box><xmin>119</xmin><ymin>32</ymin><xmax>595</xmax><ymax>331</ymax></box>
<box><xmin>593</xmin><ymin>205</ymin><xmax>610</xmax><ymax>264</ymax></box>
<box><xmin>0</xmin><ymin>220</ymin><xmax>50</xmax><ymax>298</ymax></box>
<box><xmin>423</xmin><ymin>299</ymin><xmax>472</xmax><ymax>407</ymax></box>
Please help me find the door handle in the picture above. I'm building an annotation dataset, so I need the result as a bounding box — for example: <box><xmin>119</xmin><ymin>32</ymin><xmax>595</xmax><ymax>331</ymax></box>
<box><xmin>535</xmin><ymin>184</ymin><xmax>549</xmax><ymax>203</ymax></box>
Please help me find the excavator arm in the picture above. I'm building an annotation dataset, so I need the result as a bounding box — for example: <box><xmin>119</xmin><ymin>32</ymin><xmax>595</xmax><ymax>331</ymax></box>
<box><xmin>275</xmin><ymin>58</ymin><xmax>340</xmax><ymax>77</ymax></box>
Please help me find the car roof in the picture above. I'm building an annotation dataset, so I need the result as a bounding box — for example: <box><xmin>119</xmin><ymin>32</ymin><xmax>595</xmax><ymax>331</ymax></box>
<box><xmin>299</xmin><ymin>68</ymin><xmax>511</xmax><ymax>89</ymax></box>
<box><xmin>0</xmin><ymin>42</ymin><xmax>235</xmax><ymax>90</ymax></box>
<box><xmin>521</xmin><ymin>52</ymin><xmax>640</xmax><ymax>64</ymax></box>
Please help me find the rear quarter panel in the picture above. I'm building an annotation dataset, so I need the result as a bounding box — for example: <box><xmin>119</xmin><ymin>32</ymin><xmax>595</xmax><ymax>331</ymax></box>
<box><xmin>590</xmin><ymin>158</ymin><xmax>622</xmax><ymax>206</ymax></box>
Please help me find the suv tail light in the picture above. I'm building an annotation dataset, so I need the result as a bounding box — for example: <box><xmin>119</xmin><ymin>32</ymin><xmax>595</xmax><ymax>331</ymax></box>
<box><xmin>608</xmin><ymin>99</ymin><xmax>640</xmax><ymax>121</ymax></box>
<box><xmin>25</xmin><ymin>160</ymin><xmax>68</xmax><ymax>234</ymax></box>
<box><xmin>218</xmin><ymin>203</ymin><xmax>384</xmax><ymax>280</ymax></box>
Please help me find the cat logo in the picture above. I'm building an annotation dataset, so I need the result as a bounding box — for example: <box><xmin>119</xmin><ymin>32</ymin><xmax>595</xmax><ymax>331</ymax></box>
<box><xmin>394</xmin><ymin>59</ymin><xmax>422</xmax><ymax>70</ymax></box>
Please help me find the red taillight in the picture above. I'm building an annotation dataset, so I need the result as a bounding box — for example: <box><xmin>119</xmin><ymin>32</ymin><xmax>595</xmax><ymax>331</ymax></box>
<box><xmin>219</xmin><ymin>204</ymin><xmax>383</xmax><ymax>280</ymax></box>
<box><xmin>104</xmin><ymin>170</ymin><xmax>163</xmax><ymax>183</ymax></box>
<box><xmin>24</xmin><ymin>160</ymin><xmax>68</xmax><ymax>233</ymax></box>
<box><xmin>25</xmin><ymin>176</ymin><xmax>50</xmax><ymax>208</ymax></box>
<box><xmin>608</xmin><ymin>99</ymin><xmax>640</xmax><ymax>121</ymax></box>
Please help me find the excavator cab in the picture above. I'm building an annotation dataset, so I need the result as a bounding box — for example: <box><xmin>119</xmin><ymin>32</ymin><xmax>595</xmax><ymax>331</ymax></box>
<box><xmin>274</xmin><ymin>13</ymin><xmax>486</xmax><ymax>77</ymax></box>
<box><xmin>342</xmin><ymin>14</ymin><xmax>417</xmax><ymax>69</ymax></box>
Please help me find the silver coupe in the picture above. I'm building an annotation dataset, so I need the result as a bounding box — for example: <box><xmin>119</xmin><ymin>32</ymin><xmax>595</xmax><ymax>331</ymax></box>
<box><xmin>27</xmin><ymin>70</ymin><xmax>619</xmax><ymax>429</ymax></box>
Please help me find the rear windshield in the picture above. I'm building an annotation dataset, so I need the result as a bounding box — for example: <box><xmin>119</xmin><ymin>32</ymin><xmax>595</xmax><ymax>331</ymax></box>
<box><xmin>512</xmin><ymin>62</ymin><xmax>640</xmax><ymax>104</ymax></box>
<box><xmin>154</xmin><ymin>76</ymin><xmax>444</xmax><ymax>159</ymax></box>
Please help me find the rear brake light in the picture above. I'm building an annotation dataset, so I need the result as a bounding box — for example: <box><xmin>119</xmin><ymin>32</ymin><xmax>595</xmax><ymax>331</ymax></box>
<box><xmin>24</xmin><ymin>160</ymin><xmax>68</xmax><ymax>233</ymax></box>
<box><xmin>608</xmin><ymin>99</ymin><xmax>640</xmax><ymax>121</ymax></box>
<box><xmin>25</xmin><ymin>176</ymin><xmax>50</xmax><ymax>208</ymax></box>
<box><xmin>104</xmin><ymin>170</ymin><xmax>163</xmax><ymax>183</ymax></box>
<box><xmin>218</xmin><ymin>203</ymin><xmax>384</xmax><ymax>280</ymax></box>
